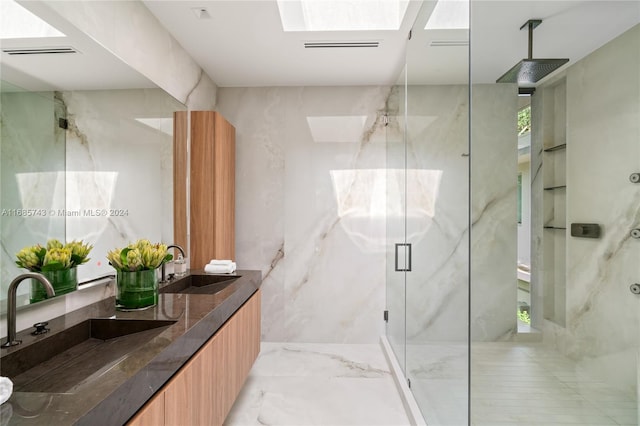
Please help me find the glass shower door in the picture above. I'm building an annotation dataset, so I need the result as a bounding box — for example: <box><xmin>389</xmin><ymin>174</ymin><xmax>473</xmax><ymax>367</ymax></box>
<box><xmin>385</xmin><ymin>65</ymin><xmax>407</xmax><ymax>373</ymax></box>
<box><xmin>403</xmin><ymin>1</ymin><xmax>470</xmax><ymax>424</ymax></box>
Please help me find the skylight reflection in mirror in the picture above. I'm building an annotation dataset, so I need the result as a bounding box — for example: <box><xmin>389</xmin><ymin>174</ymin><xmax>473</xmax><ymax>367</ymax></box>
<box><xmin>0</xmin><ymin>0</ymin><xmax>66</xmax><ymax>39</ymax></box>
<box><xmin>277</xmin><ymin>0</ymin><xmax>409</xmax><ymax>31</ymax></box>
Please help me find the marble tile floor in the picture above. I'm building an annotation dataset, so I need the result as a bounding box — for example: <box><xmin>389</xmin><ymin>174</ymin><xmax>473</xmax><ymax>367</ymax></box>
<box><xmin>226</xmin><ymin>341</ymin><xmax>638</xmax><ymax>426</ymax></box>
<box><xmin>224</xmin><ymin>342</ymin><xmax>411</xmax><ymax>426</ymax></box>
<box><xmin>407</xmin><ymin>342</ymin><xmax>638</xmax><ymax>426</ymax></box>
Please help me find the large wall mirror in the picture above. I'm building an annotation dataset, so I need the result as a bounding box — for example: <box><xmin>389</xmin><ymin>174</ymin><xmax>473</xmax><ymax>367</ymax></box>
<box><xmin>0</xmin><ymin>0</ymin><xmax>186</xmax><ymax>312</ymax></box>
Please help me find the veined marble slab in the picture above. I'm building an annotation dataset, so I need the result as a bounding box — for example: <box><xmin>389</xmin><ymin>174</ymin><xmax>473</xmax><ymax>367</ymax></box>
<box><xmin>542</xmin><ymin>24</ymin><xmax>640</xmax><ymax>396</ymax></box>
<box><xmin>225</xmin><ymin>342</ymin><xmax>409</xmax><ymax>426</ymax></box>
<box><xmin>217</xmin><ymin>86</ymin><xmax>390</xmax><ymax>343</ymax></box>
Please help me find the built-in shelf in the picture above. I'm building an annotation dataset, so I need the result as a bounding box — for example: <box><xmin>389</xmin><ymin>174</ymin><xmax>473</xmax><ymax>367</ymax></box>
<box><xmin>544</xmin><ymin>185</ymin><xmax>567</xmax><ymax>190</ymax></box>
<box><xmin>543</xmin><ymin>144</ymin><xmax>567</xmax><ymax>152</ymax></box>
<box><xmin>541</xmin><ymin>80</ymin><xmax>568</xmax><ymax>328</ymax></box>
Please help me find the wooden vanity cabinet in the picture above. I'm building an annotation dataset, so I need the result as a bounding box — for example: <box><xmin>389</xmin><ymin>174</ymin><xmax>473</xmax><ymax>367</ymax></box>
<box><xmin>173</xmin><ymin>110</ymin><xmax>236</xmax><ymax>269</ymax></box>
<box><xmin>128</xmin><ymin>289</ymin><xmax>261</xmax><ymax>426</ymax></box>
<box><xmin>128</xmin><ymin>392</ymin><xmax>165</xmax><ymax>426</ymax></box>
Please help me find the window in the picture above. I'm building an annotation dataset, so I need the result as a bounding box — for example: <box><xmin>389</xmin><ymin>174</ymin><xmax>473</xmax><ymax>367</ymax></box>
<box><xmin>517</xmin><ymin>173</ymin><xmax>522</xmax><ymax>224</ymax></box>
<box><xmin>518</xmin><ymin>106</ymin><xmax>531</xmax><ymax>136</ymax></box>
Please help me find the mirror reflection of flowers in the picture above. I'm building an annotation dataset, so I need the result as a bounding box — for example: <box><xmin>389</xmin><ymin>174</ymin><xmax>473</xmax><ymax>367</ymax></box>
<box><xmin>16</xmin><ymin>239</ymin><xmax>93</xmax><ymax>272</ymax></box>
<box><xmin>107</xmin><ymin>239</ymin><xmax>172</xmax><ymax>272</ymax></box>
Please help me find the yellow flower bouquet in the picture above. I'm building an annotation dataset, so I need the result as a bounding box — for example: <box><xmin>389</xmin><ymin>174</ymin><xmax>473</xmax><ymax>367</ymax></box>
<box><xmin>106</xmin><ymin>239</ymin><xmax>172</xmax><ymax>272</ymax></box>
<box><xmin>16</xmin><ymin>239</ymin><xmax>92</xmax><ymax>272</ymax></box>
<box><xmin>107</xmin><ymin>239</ymin><xmax>172</xmax><ymax>310</ymax></box>
<box><xmin>15</xmin><ymin>239</ymin><xmax>93</xmax><ymax>302</ymax></box>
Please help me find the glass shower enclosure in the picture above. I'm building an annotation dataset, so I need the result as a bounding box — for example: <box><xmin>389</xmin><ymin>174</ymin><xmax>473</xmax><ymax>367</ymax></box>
<box><xmin>386</xmin><ymin>1</ymin><xmax>640</xmax><ymax>425</ymax></box>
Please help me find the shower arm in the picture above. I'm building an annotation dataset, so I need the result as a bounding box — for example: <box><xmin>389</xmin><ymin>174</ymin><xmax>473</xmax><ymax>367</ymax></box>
<box><xmin>521</xmin><ymin>19</ymin><xmax>542</xmax><ymax>60</ymax></box>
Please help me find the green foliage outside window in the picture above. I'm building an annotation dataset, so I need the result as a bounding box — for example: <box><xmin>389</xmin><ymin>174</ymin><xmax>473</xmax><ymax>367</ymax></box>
<box><xmin>518</xmin><ymin>309</ymin><xmax>531</xmax><ymax>324</ymax></box>
<box><xmin>518</xmin><ymin>106</ymin><xmax>531</xmax><ymax>135</ymax></box>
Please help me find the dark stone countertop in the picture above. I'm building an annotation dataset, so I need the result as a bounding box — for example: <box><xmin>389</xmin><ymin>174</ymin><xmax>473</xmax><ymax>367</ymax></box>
<box><xmin>0</xmin><ymin>270</ymin><xmax>261</xmax><ymax>425</ymax></box>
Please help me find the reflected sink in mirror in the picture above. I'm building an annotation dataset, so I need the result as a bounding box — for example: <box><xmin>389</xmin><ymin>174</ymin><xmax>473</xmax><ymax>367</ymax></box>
<box><xmin>159</xmin><ymin>274</ymin><xmax>240</xmax><ymax>295</ymax></box>
<box><xmin>0</xmin><ymin>318</ymin><xmax>176</xmax><ymax>393</ymax></box>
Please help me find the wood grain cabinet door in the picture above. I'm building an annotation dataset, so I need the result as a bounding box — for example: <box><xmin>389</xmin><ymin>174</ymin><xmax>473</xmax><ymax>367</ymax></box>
<box><xmin>189</xmin><ymin>111</ymin><xmax>236</xmax><ymax>269</ymax></box>
<box><xmin>132</xmin><ymin>289</ymin><xmax>261</xmax><ymax>426</ymax></box>
<box><xmin>127</xmin><ymin>392</ymin><xmax>165</xmax><ymax>426</ymax></box>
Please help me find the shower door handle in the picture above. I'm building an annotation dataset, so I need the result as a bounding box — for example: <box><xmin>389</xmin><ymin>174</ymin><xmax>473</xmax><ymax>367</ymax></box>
<box><xmin>395</xmin><ymin>243</ymin><xmax>412</xmax><ymax>272</ymax></box>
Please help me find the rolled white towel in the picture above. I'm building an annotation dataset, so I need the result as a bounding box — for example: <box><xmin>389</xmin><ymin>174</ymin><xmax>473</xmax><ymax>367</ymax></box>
<box><xmin>204</xmin><ymin>262</ymin><xmax>237</xmax><ymax>274</ymax></box>
<box><xmin>209</xmin><ymin>259</ymin><xmax>233</xmax><ymax>266</ymax></box>
<box><xmin>0</xmin><ymin>377</ymin><xmax>13</xmax><ymax>405</ymax></box>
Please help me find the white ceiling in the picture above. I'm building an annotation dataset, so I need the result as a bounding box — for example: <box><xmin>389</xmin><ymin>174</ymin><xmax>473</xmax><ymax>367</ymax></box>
<box><xmin>468</xmin><ymin>1</ymin><xmax>640</xmax><ymax>86</ymax></box>
<box><xmin>0</xmin><ymin>0</ymin><xmax>156</xmax><ymax>92</ymax></box>
<box><xmin>145</xmin><ymin>0</ymin><xmax>639</xmax><ymax>88</ymax></box>
<box><xmin>143</xmin><ymin>0</ymin><xmax>422</xmax><ymax>87</ymax></box>
<box><xmin>1</xmin><ymin>1</ymin><xmax>639</xmax><ymax>91</ymax></box>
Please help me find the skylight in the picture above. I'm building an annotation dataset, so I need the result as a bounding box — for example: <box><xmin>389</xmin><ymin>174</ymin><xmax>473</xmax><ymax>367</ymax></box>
<box><xmin>0</xmin><ymin>0</ymin><xmax>66</xmax><ymax>39</ymax></box>
<box><xmin>425</xmin><ymin>0</ymin><xmax>469</xmax><ymax>30</ymax></box>
<box><xmin>278</xmin><ymin>0</ymin><xmax>409</xmax><ymax>32</ymax></box>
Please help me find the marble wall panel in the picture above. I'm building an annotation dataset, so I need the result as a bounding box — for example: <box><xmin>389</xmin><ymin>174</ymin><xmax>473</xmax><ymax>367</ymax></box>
<box><xmin>217</xmin><ymin>86</ymin><xmax>390</xmax><ymax>343</ymax></box>
<box><xmin>543</xmin><ymin>24</ymin><xmax>640</xmax><ymax>394</ymax></box>
<box><xmin>404</xmin><ymin>84</ymin><xmax>517</xmax><ymax>344</ymax></box>
<box><xmin>470</xmin><ymin>84</ymin><xmax>518</xmax><ymax>342</ymax></box>
<box><xmin>404</xmin><ymin>85</ymin><xmax>469</xmax><ymax>344</ymax></box>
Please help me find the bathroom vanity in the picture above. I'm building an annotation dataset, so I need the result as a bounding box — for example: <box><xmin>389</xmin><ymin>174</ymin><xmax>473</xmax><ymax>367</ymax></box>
<box><xmin>127</xmin><ymin>280</ymin><xmax>260</xmax><ymax>426</ymax></box>
<box><xmin>0</xmin><ymin>270</ymin><xmax>261</xmax><ymax>425</ymax></box>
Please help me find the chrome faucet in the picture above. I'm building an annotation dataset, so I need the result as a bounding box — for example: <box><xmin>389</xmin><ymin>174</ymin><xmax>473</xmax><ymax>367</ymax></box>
<box><xmin>2</xmin><ymin>273</ymin><xmax>55</xmax><ymax>348</ymax></box>
<box><xmin>161</xmin><ymin>244</ymin><xmax>186</xmax><ymax>283</ymax></box>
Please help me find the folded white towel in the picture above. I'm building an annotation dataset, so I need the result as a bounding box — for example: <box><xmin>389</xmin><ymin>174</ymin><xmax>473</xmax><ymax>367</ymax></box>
<box><xmin>204</xmin><ymin>262</ymin><xmax>237</xmax><ymax>274</ymax></box>
<box><xmin>209</xmin><ymin>259</ymin><xmax>233</xmax><ymax>265</ymax></box>
<box><xmin>0</xmin><ymin>377</ymin><xmax>13</xmax><ymax>405</ymax></box>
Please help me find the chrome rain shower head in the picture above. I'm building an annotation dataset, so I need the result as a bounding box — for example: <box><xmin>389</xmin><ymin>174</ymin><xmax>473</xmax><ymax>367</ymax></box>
<box><xmin>496</xmin><ymin>19</ymin><xmax>569</xmax><ymax>85</ymax></box>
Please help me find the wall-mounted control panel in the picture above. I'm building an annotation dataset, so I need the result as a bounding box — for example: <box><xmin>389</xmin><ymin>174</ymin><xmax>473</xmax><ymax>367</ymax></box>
<box><xmin>570</xmin><ymin>223</ymin><xmax>601</xmax><ymax>238</ymax></box>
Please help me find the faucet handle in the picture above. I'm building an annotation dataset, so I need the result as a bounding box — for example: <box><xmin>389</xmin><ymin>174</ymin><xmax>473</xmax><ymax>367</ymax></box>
<box><xmin>31</xmin><ymin>322</ymin><xmax>50</xmax><ymax>336</ymax></box>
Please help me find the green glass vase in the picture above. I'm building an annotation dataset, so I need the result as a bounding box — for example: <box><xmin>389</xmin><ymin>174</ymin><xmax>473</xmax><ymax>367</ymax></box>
<box><xmin>116</xmin><ymin>269</ymin><xmax>158</xmax><ymax>310</ymax></box>
<box><xmin>30</xmin><ymin>267</ymin><xmax>78</xmax><ymax>303</ymax></box>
